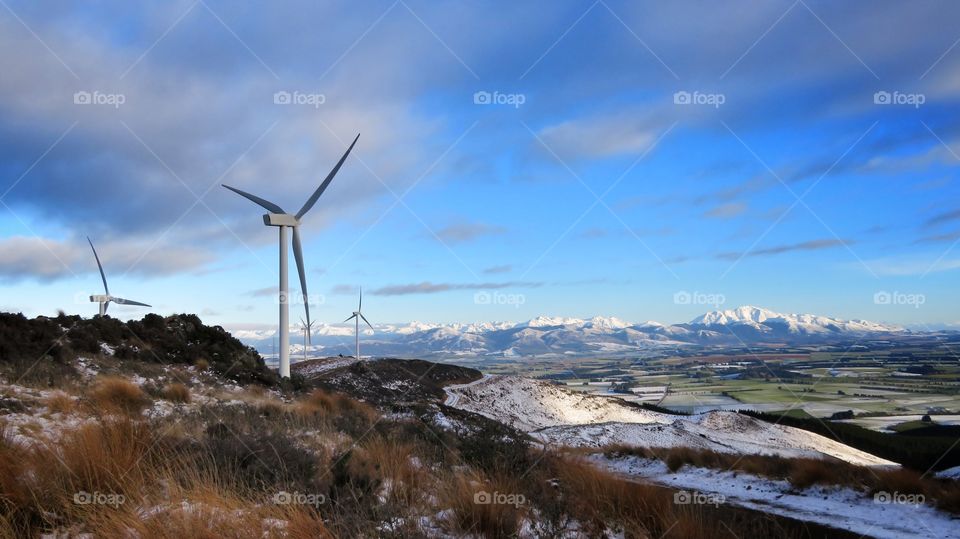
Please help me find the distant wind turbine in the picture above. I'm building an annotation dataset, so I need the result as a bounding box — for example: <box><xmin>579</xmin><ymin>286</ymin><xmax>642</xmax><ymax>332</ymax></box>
<box><xmin>343</xmin><ymin>287</ymin><xmax>373</xmax><ymax>360</ymax></box>
<box><xmin>299</xmin><ymin>317</ymin><xmax>316</xmax><ymax>363</ymax></box>
<box><xmin>87</xmin><ymin>237</ymin><xmax>151</xmax><ymax>316</ymax></box>
<box><xmin>223</xmin><ymin>134</ymin><xmax>359</xmax><ymax>377</ymax></box>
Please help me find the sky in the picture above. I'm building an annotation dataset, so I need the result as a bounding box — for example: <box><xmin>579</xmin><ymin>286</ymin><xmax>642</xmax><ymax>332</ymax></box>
<box><xmin>0</xmin><ymin>0</ymin><xmax>959</xmax><ymax>331</ymax></box>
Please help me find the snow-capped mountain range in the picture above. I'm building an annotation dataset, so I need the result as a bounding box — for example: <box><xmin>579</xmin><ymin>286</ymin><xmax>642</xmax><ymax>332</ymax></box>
<box><xmin>231</xmin><ymin>306</ymin><xmax>916</xmax><ymax>359</ymax></box>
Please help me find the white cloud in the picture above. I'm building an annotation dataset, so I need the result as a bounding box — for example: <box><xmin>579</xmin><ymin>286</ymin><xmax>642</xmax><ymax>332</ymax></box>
<box><xmin>858</xmin><ymin>257</ymin><xmax>960</xmax><ymax>276</ymax></box>
<box><xmin>538</xmin><ymin>113</ymin><xmax>659</xmax><ymax>159</ymax></box>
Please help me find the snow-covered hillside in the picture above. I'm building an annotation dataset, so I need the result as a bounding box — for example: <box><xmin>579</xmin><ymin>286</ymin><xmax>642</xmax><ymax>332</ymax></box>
<box><xmin>231</xmin><ymin>306</ymin><xmax>910</xmax><ymax>358</ymax></box>
<box><xmin>445</xmin><ymin>376</ymin><xmax>895</xmax><ymax>467</ymax></box>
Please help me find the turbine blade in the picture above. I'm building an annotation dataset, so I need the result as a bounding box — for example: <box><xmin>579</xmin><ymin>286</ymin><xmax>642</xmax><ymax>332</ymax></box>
<box><xmin>103</xmin><ymin>301</ymin><xmax>109</xmax><ymax>315</ymax></box>
<box><xmin>360</xmin><ymin>313</ymin><xmax>373</xmax><ymax>330</ymax></box>
<box><xmin>111</xmin><ymin>297</ymin><xmax>151</xmax><ymax>307</ymax></box>
<box><xmin>87</xmin><ymin>237</ymin><xmax>109</xmax><ymax>295</ymax></box>
<box><xmin>296</xmin><ymin>133</ymin><xmax>359</xmax><ymax>219</ymax></box>
<box><xmin>343</xmin><ymin>314</ymin><xmax>357</xmax><ymax>323</ymax></box>
<box><xmin>291</xmin><ymin>226</ymin><xmax>311</xmax><ymax>337</ymax></box>
<box><xmin>222</xmin><ymin>184</ymin><xmax>286</xmax><ymax>214</ymax></box>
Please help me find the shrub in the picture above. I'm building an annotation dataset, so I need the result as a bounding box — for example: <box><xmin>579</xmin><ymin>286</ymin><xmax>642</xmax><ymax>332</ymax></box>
<box><xmin>194</xmin><ymin>429</ymin><xmax>321</xmax><ymax>494</ymax></box>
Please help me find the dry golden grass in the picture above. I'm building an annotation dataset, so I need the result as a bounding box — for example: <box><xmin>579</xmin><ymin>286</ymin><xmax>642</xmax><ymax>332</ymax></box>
<box><xmin>0</xmin><ymin>418</ymin><xmax>159</xmax><ymax>535</ymax></box>
<box><xmin>87</xmin><ymin>377</ymin><xmax>151</xmax><ymax>415</ymax></box>
<box><xmin>44</xmin><ymin>391</ymin><xmax>75</xmax><ymax>415</ymax></box>
<box><xmin>161</xmin><ymin>383</ymin><xmax>190</xmax><ymax>403</ymax></box>
<box><xmin>552</xmin><ymin>456</ymin><xmax>671</xmax><ymax>537</ymax></box>
<box><xmin>872</xmin><ymin>467</ymin><xmax>927</xmax><ymax>495</ymax></box>
<box><xmin>194</xmin><ymin>358</ymin><xmax>210</xmax><ymax>371</ymax></box>
<box><xmin>439</xmin><ymin>471</ymin><xmax>525</xmax><ymax>538</ymax></box>
<box><xmin>293</xmin><ymin>389</ymin><xmax>378</xmax><ymax>428</ymax></box>
<box><xmin>785</xmin><ymin>458</ymin><xmax>839</xmax><ymax>489</ymax></box>
<box><xmin>357</xmin><ymin>435</ymin><xmax>429</xmax><ymax>507</ymax></box>
<box><xmin>936</xmin><ymin>484</ymin><xmax>960</xmax><ymax>513</ymax></box>
<box><xmin>40</xmin><ymin>419</ymin><xmax>157</xmax><ymax>499</ymax></box>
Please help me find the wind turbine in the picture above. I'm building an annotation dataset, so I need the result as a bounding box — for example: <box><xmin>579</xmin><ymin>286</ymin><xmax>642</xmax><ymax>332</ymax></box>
<box><xmin>343</xmin><ymin>287</ymin><xmax>373</xmax><ymax>360</ymax></box>
<box><xmin>223</xmin><ymin>134</ymin><xmax>359</xmax><ymax>378</ymax></box>
<box><xmin>87</xmin><ymin>237</ymin><xmax>151</xmax><ymax>316</ymax></box>
<box><xmin>299</xmin><ymin>317</ymin><xmax>316</xmax><ymax>363</ymax></box>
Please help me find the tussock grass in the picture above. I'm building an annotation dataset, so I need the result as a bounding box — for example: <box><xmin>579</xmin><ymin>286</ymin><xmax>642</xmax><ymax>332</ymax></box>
<box><xmin>358</xmin><ymin>435</ymin><xmax>428</xmax><ymax>507</ymax></box>
<box><xmin>161</xmin><ymin>383</ymin><xmax>191</xmax><ymax>403</ymax></box>
<box><xmin>87</xmin><ymin>376</ymin><xmax>151</xmax><ymax>415</ymax></box>
<box><xmin>440</xmin><ymin>471</ymin><xmax>525</xmax><ymax>538</ymax></box>
<box><xmin>44</xmin><ymin>391</ymin><xmax>75</xmax><ymax>414</ymax></box>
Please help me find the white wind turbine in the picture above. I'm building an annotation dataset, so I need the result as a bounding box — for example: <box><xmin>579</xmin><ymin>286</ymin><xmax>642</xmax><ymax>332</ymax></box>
<box><xmin>299</xmin><ymin>317</ymin><xmax>316</xmax><ymax>363</ymax></box>
<box><xmin>223</xmin><ymin>134</ymin><xmax>358</xmax><ymax>378</ymax></box>
<box><xmin>343</xmin><ymin>287</ymin><xmax>373</xmax><ymax>360</ymax></box>
<box><xmin>87</xmin><ymin>237</ymin><xmax>151</xmax><ymax>316</ymax></box>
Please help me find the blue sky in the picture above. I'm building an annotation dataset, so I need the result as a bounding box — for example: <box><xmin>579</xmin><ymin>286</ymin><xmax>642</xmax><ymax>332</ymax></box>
<box><xmin>1</xmin><ymin>0</ymin><xmax>959</xmax><ymax>330</ymax></box>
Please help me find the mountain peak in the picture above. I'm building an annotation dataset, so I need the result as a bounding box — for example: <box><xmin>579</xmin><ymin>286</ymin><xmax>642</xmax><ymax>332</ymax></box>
<box><xmin>585</xmin><ymin>315</ymin><xmax>632</xmax><ymax>330</ymax></box>
<box><xmin>522</xmin><ymin>315</ymin><xmax>583</xmax><ymax>328</ymax></box>
<box><xmin>690</xmin><ymin>305</ymin><xmax>781</xmax><ymax>326</ymax></box>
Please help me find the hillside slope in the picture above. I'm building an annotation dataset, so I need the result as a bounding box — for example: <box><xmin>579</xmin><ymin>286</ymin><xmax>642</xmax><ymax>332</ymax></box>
<box><xmin>445</xmin><ymin>375</ymin><xmax>896</xmax><ymax>466</ymax></box>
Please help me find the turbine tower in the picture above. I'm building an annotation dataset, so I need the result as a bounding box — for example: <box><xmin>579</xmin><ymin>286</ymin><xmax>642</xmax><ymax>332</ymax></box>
<box><xmin>87</xmin><ymin>237</ymin><xmax>151</xmax><ymax>316</ymax></box>
<box><xmin>223</xmin><ymin>134</ymin><xmax>359</xmax><ymax>378</ymax></box>
<box><xmin>343</xmin><ymin>287</ymin><xmax>372</xmax><ymax>360</ymax></box>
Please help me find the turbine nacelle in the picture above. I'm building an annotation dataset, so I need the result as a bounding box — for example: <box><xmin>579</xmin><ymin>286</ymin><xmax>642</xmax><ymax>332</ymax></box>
<box><xmin>90</xmin><ymin>294</ymin><xmax>111</xmax><ymax>303</ymax></box>
<box><xmin>263</xmin><ymin>213</ymin><xmax>300</xmax><ymax>227</ymax></box>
